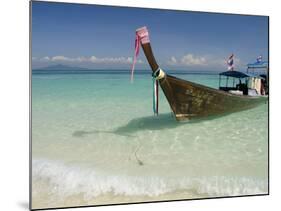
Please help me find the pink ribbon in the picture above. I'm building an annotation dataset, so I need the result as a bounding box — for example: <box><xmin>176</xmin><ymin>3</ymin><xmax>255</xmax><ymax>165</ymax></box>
<box><xmin>130</xmin><ymin>26</ymin><xmax>150</xmax><ymax>83</ymax></box>
<box><xmin>130</xmin><ymin>34</ymin><xmax>140</xmax><ymax>82</ymax></box>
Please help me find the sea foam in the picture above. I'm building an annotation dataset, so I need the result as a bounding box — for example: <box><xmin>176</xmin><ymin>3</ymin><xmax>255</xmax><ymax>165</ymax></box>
<box><xmin>32</xmin><ymin>158</ymin><xmax>268</xmax><ymax>202</ymax></box>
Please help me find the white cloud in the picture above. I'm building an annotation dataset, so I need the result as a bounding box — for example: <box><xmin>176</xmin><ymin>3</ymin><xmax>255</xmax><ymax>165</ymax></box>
<box><xmin>181</xmin><ymin>54</ymin><xmax>207</xmax><ymax>66</ymax></box>
<box><xmin>51</xmin><ymin>55</ymin><xmax>74</xmax><ymax>62</ymax></box>
<box><xmin>89</xmin><ymin>56</ymin><xmax>141</xmax><ymax>64</ymax></box>
<box><xmin>168</xmin><ymin>54</ymin><xmax>207</xmax><ymax>66</ymax></box>
<box><xmin>167</xmin><ymin>56</ymin><xmax>177</xmax><ymax>65</ymax></box>
<box><xmin>167</xmin><ymin>54</ymin><xmax>241</xmax><ymax>69</ymax></box>
<box><xmin>51</xmin><ymin>56</ymin><xmax>66</xmax><ymax>62</ymax></box>
<box><xmin>40</xmin><ymin>56</ymin><xmax>50</xmax><ymax>61</ymax></box>
<box><xmin>35</xmin><ymin>55</ymin><xmax>142</xmax><ymax>65</ymax></box>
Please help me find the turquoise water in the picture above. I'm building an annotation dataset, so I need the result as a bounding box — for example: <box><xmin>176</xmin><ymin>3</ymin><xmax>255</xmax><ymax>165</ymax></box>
<box><xmin>32</xmin><ymin>70</ymin><xmax>268</xmax><ymax>209</ymax></box>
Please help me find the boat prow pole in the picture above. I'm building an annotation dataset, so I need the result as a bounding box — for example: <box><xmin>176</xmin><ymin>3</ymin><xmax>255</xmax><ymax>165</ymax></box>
<box><xmin>136</xmin><ymin>26</ymin><xmax>159</xmax><ymax>73</ymax></box>
<box><xmin>136</xmin><ymin>26</ymin><xmax>179</xmax><ymax>117</ymax></box>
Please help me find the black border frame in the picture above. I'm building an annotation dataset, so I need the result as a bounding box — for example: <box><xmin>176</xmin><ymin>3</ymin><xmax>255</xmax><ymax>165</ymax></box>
<box><xmin>29</xmin><ymin>1</ymin><xmax>270</xmax><ymax>210</ymax></box>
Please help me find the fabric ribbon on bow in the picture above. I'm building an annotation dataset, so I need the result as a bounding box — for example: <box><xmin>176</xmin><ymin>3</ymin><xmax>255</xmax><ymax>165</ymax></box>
<box><xmin>130</xmin><ymin>34</ymin><xmax>141</xmax><ymax>83</ymax></box>
<box><xmin>152</xmin><ymin>76</ymin><xmax>159</xmax><ymax>115</ymax></box>
<box><xmin>131</xmin><ymin>26</ymin><xmax>159</xmax><ymax>115</ymax></box>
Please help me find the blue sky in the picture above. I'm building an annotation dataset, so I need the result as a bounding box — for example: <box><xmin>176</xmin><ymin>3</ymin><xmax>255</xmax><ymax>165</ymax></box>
<box><xmin>32</xmin><ymin>1</ymin><xmax>268</xmax><ymax>71</ymax></box>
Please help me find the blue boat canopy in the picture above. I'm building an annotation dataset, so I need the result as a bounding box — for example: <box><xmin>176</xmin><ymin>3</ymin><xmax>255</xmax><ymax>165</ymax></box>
<box><xmin>219</xmin><ymin>71</ymin><xmax>250</xmax><ymax>78</ymax></box>
<box><xmin>247</xmin><ymin>61</ymin><xmax>268</xmax><ymax>69</ymax></box>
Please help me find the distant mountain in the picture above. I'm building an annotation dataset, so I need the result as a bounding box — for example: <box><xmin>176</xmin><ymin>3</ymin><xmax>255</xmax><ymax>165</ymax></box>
<box><xmin>35</xmin><ymin>64</ymin><xmax>89</xmax><ymax>71</ymax></box>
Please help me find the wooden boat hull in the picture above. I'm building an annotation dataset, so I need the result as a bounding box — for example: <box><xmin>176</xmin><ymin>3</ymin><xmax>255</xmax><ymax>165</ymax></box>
<box><xmin>159</xmin><ymin>74</ymin><xmax>268</xmax><ymax>121</ymax></box>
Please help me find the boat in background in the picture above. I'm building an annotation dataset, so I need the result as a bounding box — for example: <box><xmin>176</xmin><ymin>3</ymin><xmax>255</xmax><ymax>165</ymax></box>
<box><xmin>246</xmin><ymin>59</ymin><xmax>269</xmax><ymax>95</ymax></box>
<box><xmin>132</xmin><ymin>26</ymin><xmax>268</xmax><ymax>121</ymax></box>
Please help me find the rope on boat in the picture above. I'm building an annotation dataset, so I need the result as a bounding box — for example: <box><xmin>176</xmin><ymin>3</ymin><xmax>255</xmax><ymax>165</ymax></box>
<box><xmin>152</xmin><ymin>69</ymin><xmax>160</xmax><ymax>115</ymax></box>
<box><xmin>152</xmin><ymin>68</ymin><xmax>165</xmax><ymax>115</ymax></box>
<box><xmin>152</xmin><ymin>78</ymin><xmax>159</xmax><ymax>115</ymax></box>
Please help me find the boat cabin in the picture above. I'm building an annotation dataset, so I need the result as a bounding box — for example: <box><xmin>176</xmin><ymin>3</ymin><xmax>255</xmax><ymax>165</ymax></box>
<box><xmin>247</xmin><ymin>61</ymin><xmax>268</xmax><ymax>95</ymax></box>
<box><xmin>219</xmin><ymin>71</ymin><xmax>266</xmax><ymax>96</ymax></box>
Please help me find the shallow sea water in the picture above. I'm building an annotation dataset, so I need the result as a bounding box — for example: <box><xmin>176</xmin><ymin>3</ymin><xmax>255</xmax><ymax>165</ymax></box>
<box><xmin>31</xmin><ymin>70</ymin><xmax>268</xmax><ymax>209</ymax></box>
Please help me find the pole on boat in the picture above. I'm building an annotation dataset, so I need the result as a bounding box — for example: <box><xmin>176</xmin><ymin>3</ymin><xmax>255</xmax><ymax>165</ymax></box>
<box><xmin>134</xmin><ymin>27</ymin><xmax>166</xmax><ymax>82</ymax></box>
<box><xmin>131</xmin><ymin>26</ymin><xmax>165</xmax><ymax>115</ymax></box>
<box><xmin>135</xmin><ymin>27</ymin><xmax>159</xmax><ymax>73</ymax></box>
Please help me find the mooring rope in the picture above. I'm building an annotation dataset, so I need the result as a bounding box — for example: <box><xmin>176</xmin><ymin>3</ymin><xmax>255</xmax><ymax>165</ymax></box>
<box><xmin>152</xmin><ymin>69</ymin><xmax>160</xmax><ymax>115</ymax></box>
<box><xmin>134</xmin><ymin>141</ymin><xmax>143</xmax><ymax>166</ymax></box>
<box><xmin>152</xmin><ymin>77</ymin><xmax>159</xmax><ymax>115</ymax></box>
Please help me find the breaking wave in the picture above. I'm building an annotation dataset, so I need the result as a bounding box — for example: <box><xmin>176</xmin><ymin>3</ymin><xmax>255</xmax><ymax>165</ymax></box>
<box><xmin>32</xmin><ymin>158</ymin><xmax>268</xmax><ymax>201</ymax></box>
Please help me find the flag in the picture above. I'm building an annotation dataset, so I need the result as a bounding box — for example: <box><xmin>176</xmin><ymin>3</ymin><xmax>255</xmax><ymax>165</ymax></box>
<box><xmin>227</xmin><ymin>54</ymin><xmax>234</xmax><ymax>71</ymax></box>
<box><xmin>257</xmin><ymin>55</ymin><xmax>262</xmax><ymax>63</ymax></box>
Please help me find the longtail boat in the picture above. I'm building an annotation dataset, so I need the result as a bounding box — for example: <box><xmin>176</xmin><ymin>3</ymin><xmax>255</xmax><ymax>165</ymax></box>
<box><xmin>247</xmin><ymin>59</ymin><xmax>269</xmax><ymax>95</ymax></box>
<box><xmin>132</xmin><ymin>26</ymin><xmax>268</xmax><ymax>121</ymax></box>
